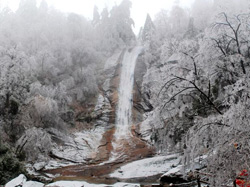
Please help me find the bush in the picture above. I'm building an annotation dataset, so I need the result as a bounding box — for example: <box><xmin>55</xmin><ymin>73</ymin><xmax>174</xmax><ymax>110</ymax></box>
<box><xmin>0</xmin><ymin>143</ymin><xmax>26</xmax><ymax>185</ymax></box>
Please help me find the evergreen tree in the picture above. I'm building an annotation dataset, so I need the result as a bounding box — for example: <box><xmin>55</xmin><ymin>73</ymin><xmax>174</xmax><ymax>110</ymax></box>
<box><xmin>92</xmin><ymin>5</ymin><xmax>100</xmax><ymax>26</ymax></box>
<box><xmin>142</xmin><ymin>14</ymin><xmax>155</xmax><ymax>43</ymax></box>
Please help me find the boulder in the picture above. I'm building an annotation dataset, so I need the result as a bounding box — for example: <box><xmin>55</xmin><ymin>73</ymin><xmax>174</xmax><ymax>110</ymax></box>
<box><xmin>5</xmin><ymin>174</ymin><xmax>44</xmax><ymax>187</ymax></box>
<box><xmin>5</xmin><ymin>174</ymin><xmax>27</xmax><ymax>187</ymax></box>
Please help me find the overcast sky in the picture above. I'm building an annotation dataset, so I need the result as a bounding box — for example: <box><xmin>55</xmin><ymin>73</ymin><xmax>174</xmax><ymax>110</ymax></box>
<box><xmin>0</xmin><ymin>0</ymin><xmax>195</xmax><ymax>33</ymax></box>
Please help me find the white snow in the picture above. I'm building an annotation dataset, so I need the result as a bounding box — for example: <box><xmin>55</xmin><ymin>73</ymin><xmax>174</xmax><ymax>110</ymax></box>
<box><xmin>5</xmin><ymin>174</ymin><xmax>43</xmax><ymax>187</ymax></box>
<box><xmin>24</xmin><ymin>181</ymin><xmax>44</xmax><ymax>187</ymax></box>
<box><xmin>5</xmin><ymin>175</ymin><xmax>140</xmax><ymax>187</ymax></box>
<box><xmin>167</xmin><ymin>53</ymin><xmax>181</xmax><ymax>64</ymax></box>
<box><xmin>110</xmin><ymin>154</ymin><xmax>181</xmax><ymax>179</ymax></box>
<box><xmin>43</xmin><ymin>160</ymin><xmax>77</xmax><ymax>170</ymax></box>
<box><xmin>47</xmin><ymin>181</ymin><xmax>139</xmax><ymax>187</ymax></box>
<box><xmin>162</xmin><ymin>165</ymin><xmax>183</xmax><ymax>177</ymax></box>
<box><xmin>5</xmin><ymin>174</ymin><xmax>27</xmax><ymax>187</ymax></box>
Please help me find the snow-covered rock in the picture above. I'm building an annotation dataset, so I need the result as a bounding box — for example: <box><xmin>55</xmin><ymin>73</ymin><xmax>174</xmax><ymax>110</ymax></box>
<box><xmin>24</xmin><ymin>181</ymin><xmax>44</xmax><ymax>187</ymax></box>
<box><xmin>163</xmin><ymin>164</ymin><xmax>183</xmax><ymax>177</ymax></box>
<box><xmin>5</xmin><ymin>174</ymin><xmax>44</xmax><ymax>187</ymax></box>
<box><xmin>6</xmin><ymin>175</ymin><xmax>140</xmax><ymax>187</ymax></box>
<box><xmin>92</xmin><ymin>94</ymin><xmax>112</xmax><ymax>127</ymax></box>
<box><xmin>110</xmin><ymin>154</ymin><xmax>181</xmax><ymax>179</ymax></box>
<box><xmin>51</xmin><ymin>126</ymin><xmax>105</xmax><ymax>163</ymax></box>
<box><xmin>5</xmin><ymin>174</ymin><xmax>27</xmax><ymax>187</ymax></box>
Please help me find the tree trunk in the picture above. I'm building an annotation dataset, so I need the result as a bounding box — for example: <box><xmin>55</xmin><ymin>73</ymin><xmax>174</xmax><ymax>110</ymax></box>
<box><xmin>233</xmin><ymin>179</ymin><xmax>237</xmax><ymax>187</ymax></box>
<box><xmin>197</xmin><ymin>176</ymin><xmax>201</xmax><ymax>187</ymax></box>
<box><xmin>240</xmin><ymin>60</ymin><xmax>246</xmax><ymax>74</ymax></box>
<box><xmin>5</xmin><ymin>92</ymin><xmax>10</xmax><ymax>109</ymax></box>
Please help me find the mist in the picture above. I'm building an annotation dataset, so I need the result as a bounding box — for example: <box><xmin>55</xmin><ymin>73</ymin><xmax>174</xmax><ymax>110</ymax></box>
<box><xmin>0</xmin><ymin>0</ymin><xmax>250</xmax><ymax>186</ymax></box>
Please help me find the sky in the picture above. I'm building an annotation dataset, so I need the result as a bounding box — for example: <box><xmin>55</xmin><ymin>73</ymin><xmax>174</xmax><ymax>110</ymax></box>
<box><xmin>0</xmin><ymin>0</ymin><xmax>195</xmax><ymax>34</ymax></box>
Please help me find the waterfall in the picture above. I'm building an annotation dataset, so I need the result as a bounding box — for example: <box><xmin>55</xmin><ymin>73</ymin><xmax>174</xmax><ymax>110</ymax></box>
<box><xmin>112</xmin><ymin>46</ymin><xmax>143</xmax><ymax>154</ymax></box>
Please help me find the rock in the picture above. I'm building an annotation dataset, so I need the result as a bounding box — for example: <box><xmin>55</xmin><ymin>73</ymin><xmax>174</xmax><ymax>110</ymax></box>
<box><xmin>160</xmin><ymin>155</ymin><xmax>208</xmax><ymax>186</ymax></box>
<box><xmin>5</xmin><ymin>174</ymin><xmax>26</xmax><ymax>187</ymax></box>
<box><xmin>92</xmin><ymin>94</ymin><xmax>112</xmax><ymax>127</ymax></box>
<box><xmin>160</xmin><ymin>165</ymin><xmax>188</xmax><ymax>185</ymax></box>
<box><xmin>5</xmin><ymin>174</ymin><xmax>44</xmax><ymax>187</ymax></box>
<box><xmin>47</xmin><ymin>128</ymin><xmax>70</xmax><ymax>145</ymax></box>
<box><xmin>50</xmin><ymin>127</ymin><xmax>106</xmax><ymax>163</ymax></box>
<box><xmin>33</xmin><ymin>162</ymin><xmax>46</xmax><ymax>171</ymax></box>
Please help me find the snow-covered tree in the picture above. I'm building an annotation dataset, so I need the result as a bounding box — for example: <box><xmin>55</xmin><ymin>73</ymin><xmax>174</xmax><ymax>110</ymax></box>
<box><xmin>92</xmin><ymin>5</ymin><xmax>100</xmax><ymax>26</ymax></box>
<box><xmin>141</xmin><ymin>14</ymin><xmax>155</xmax><ymax>44</ymax></box>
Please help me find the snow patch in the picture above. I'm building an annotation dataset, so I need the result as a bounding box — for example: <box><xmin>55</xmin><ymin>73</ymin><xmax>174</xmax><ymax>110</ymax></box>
<box><xmin>47</xmin><ymin>181</ymin><xmax>139</xmax><ymax>187</ymax></box>
<box><xmin>6</xmin><ymin>175</ymin><xmax>140</xmax><ymax>187</ymax></box>
<box><xmin>110</xmin><ymin>154</ymin><xmax>181</xmax><ymax>179</ymax></box>
<box><xmin>162</xmin><ymin>165</ymin><xmax>183</xmax><ymax>177</ymax></box>
<box><xmin>5</xmin><ymin>174</ymin><xmax>44</xmax><ymax>187</ymax></box>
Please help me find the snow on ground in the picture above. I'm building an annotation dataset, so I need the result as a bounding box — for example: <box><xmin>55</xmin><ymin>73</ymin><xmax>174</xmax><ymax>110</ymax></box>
<box><xmin>5</xmin><ymin>175</ymin><xmax>140</xmax><ymax>187</ymax></box>
<box><xmin>47</xmin><ymin>181</ymin><xmax>140</xmax><ymax>187</ymax></box>
<box><xmin>110</xmin><ymin>154</ymin><xmax>181</xmax><ymax>179</ymax></box>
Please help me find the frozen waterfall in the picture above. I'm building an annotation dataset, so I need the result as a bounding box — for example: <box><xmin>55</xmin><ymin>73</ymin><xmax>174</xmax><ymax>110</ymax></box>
<box><xmin>112</xmin><ymin>46</ymin><xmax>143</xmax><ymax>153</ymax></box>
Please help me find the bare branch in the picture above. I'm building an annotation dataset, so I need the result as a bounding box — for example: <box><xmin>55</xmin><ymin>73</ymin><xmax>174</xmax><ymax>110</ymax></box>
<box><xmin>173</xmin><ymin>76</ymin><xmax>223</xmax><ymax>115</ymax></box>
<box><xmin>161</xmin><ymin>87</ymin><xmax>195</xmax><ymax>110</ymax></box>
<box><xmin>157</xmin><ymin>77</ymin><xmax>180</xmax><ymax>97</ymax></box>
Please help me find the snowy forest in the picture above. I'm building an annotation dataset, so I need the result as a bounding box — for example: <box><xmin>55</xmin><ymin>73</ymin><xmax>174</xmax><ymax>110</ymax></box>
<box><xmin>0</xmin><ymin>0</ymin><xmax>250</xmax><ymax>186</ymax></box>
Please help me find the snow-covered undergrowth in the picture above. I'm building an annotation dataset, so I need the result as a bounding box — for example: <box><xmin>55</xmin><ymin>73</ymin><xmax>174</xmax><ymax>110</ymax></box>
<box><xmin>110</xmin><ymin>154</ymin><xmax>181</xmax><ymax>179</ymax></box>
